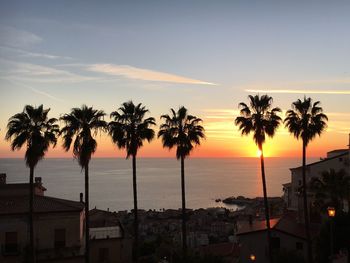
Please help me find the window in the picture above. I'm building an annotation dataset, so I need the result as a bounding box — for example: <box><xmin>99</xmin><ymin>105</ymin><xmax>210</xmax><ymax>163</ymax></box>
<box><xmin>54</xmin><ymin>229</ymin><xmax>66</xmax><ymax>248</ymax></box>
<box><xmin>296</xmin><ymin>242</ymin><xmax>303</xmax><ymax>250</ymax></box>
<box><xmin>5</xmin><ymin>232</ymin><xmax>18</xmax><ymax>254</ymax></box>
<box><xmin>98</xmin><ymin>247</ymin><xmax>109</xmax><ymax>263</ymax></box>
<box><xmin>271</xmin><ymin>237</ymin><xmax>280</xmax><ymax>250</ymax></box>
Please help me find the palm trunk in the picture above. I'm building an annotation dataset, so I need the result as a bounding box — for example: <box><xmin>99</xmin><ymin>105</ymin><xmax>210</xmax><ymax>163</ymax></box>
<box><xmin>85</xmin><ymin>164</ymin><xmax>90</xmax><ymax>263</ymax></box>
<box><xmin>180</xmin><ymin>155</ymin><xmax>187</xmax><ymax>258</ymax></box>
<box><xmin>302</xmin><ymin>140</ymin><xmax>313</xmax><ymax>263</ymax></box>
<box><xmin>259</xmin><ymin>145</ymin><xmax>273</xmax><ymax>263</ymax></box>
<box><xmin>132</xmin><ymin>154</ymin><xmax>139</xmax><ymax>262</ymax></box>
<box><xmin>29</xmin><ymin>166</ymin><xmax>35</xmax><ymax>263</ymax></box>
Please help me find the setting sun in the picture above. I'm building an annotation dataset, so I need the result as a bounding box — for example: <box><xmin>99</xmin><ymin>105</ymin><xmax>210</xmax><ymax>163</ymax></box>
<box><xmin>256</xmin><ymin>149</ymin><xmax>262</xmax><ymax>157</ymax></box>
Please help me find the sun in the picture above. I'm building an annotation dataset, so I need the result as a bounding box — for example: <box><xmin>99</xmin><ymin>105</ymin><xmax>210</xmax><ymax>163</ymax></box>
<box><xmin>256</xmin><ymin>149</ymin><xmax>262</xmax><ymax>157</ymax></box>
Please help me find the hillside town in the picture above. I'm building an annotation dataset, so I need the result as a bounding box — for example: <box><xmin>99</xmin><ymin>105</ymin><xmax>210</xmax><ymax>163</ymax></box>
<box><xmin>1</xmin><ymin>143</ymin><xmax>349</xmax><ymax>263</ymax></box>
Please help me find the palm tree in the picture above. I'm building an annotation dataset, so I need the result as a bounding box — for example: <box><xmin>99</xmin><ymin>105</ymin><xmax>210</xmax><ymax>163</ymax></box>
<box><xmin>108</xmin><ymin>101</ymin><xmax>156</xmax><ymax>261</ymax></box>
<box><xmin>284</xmin><ymin>97</ymin><xmax>328</xmax><ymax>263</ymax></box>
<box><xmin>158</xmin><ymin>106</ymin><xmax>205</xmax><ymax>257</ymax></box>
<box><xmin>309</xmin><ymin>169</ymin><xmax>350</xmax><ymax>212</ymax></box>
<box><xmin>235</xmin><ymin>95</ymin><xmax>282</xmax><ymax>262</ymax></box>
<box><xmin>6</xmin><ymin>105</ymin><xmax>59</xmax><ymax>262</ymax></box>
<box><xmin>60</xmin><ymin>105</ymin><xmax>106</xmax><ymax>263</ymax></box>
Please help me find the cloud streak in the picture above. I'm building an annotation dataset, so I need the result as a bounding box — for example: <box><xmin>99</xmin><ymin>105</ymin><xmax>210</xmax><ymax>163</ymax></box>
<box><xmin>0</xmin><ymin>59</ymin><xmax>95</xmax><ymax>83</ymax></box>
<box><xmin>245</xmin><ymin>89</ymin><xmax>350</xmax><ymax>95</ymax></box>
<box><xmin>87</xmin><ymin>64</ymin><xmax>216</xmax><ymax>85</ymax></box>
<box><xmin>0</xmin><ymin>46</ymin><xmax>72</xmax><ymax>60</ymax></box>
<box><xmin>0</xmin><ymin>26</ymin><xmax>42</xmax><ymax>47</ymax></box>
<box><xmin>5</xmin><ymin>79</ymin><xmax>63</xmax><ymax>102</ymax></box>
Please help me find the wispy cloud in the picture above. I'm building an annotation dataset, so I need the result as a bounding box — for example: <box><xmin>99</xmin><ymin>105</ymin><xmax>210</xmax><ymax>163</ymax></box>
<box><xmin>0</xmin><ymin>59</ymin><xmax>95</xmax><ymax>83</ymax></box>
<box><xmin>202</xmin><ymin>109</ymin><xmax>241</xmax><ymax>122</ymax></box>
<box><xmin>28</xmin><ymin>87</ymin><xmax>64</xmax><ymax>102</ymax></box>
<box><xmin>245</xmin><ymin>89</ymin><xmax>350</xmax><ymax>95</ymax></box>
<box><xmin>0</xmin><ymin>46</ymin><xmax>72</xmax><ymax>60</ymax></box>
<box><xmin>87</xmin><ymin>64</ymin><xmax>216</xmax><ymax>85</ymax></box>
<box><xmin>0</xmin><ymin>26</ymin><xmax>42</xmax><ymax>47</ymax></box>
<box><xmin>5</xmin><ymin>79</ymin><xmax>63</xmax><ymax>102</ymax></box>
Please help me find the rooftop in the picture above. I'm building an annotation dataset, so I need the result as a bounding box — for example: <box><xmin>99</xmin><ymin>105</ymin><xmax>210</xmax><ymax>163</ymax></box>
<box><xmin>327</xmin><ymin>149</ymin><xmax>348</xmax><ymax>154</ymax></box>
<box><xmin>236</xmin><ymin>218</ymin><xmax>280</xmax><ymax>235</ymax></box>
<box><xmin>236</xmin><ymin>213</ymin><xmax>319</xmax><ymax>240</ymax></box>
<box><xmin>89</xmin><ymin>208</ymin><xmax>121</xmax><ymax>228</ymax></box>
<box><xmin>89</xmin><ymin>208</ymin><xmax>126</xmax><ymax>239</ymax></box>
<box><xmin>290</xmin><ymin>150</ymin><xmax>348</xmax><ymax>171</ymax></box>
<box><xmin>0</xmin><ymin>195</ymin><xmax>84</xmax><ymax>215</ymax></box>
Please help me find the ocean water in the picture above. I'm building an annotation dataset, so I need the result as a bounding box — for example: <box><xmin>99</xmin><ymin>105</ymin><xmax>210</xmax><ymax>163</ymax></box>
<box><xmin>0</xmin><ymin>157</ymin><xmax>317</xmax><ymax>211</ymax></box>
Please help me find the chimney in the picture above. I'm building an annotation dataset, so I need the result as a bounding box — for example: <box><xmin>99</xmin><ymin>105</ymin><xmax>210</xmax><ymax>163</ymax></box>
<box><xmin>35</xmin><ymin>177</ymin><xmax>42</xmax><ymax>185</ymax></box>
<box><xmin>0</xmin><ymin>173</ymin><xmax>6</xmax><ymax>184</ymax></box>
<box><xmin>80</xmin><ymin>192</ymin><xmax>84</xmax><ymax>203</ymax></box>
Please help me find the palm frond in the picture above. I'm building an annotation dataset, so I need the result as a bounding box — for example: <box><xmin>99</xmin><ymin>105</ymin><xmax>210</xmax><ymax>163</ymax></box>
<box><xmin>60</xmin><ymin>105</ymin><xmax>106</xmax><ymax>168</ymax></box>
<box><xmin>284</xmin><ymin>97</ymin><xmax>328</xmax><ymax>145</ymax></box>
<box><xmin>235</xmin><ymin>94</ymin><xmax>281</xmax><ymax>146</ymax></box>
<box><xmin>6</xmin><ymin>105</ymin><xmax>58</xmax><ymax>168</ymax></box>
<box><xmin>158</xmin><ymin>106</ymin><xmax>205</xmax><ymax>159</ymax></box>
<box><xmin>108</xmin><ymin>101</ymin><xmax>156</xmax><ymax>158</ymax></box>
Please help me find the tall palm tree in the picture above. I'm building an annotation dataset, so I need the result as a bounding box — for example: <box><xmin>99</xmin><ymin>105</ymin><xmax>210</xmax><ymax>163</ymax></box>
<box><xmin>235</xmin><ymin>95</ymin><xmax>282</xmax><ymax>262</ymax></box>
<box><xmin>60</xmin><ymin>105</ymin><xmax>106</xmax><ymax>263</ymax></box>
<box><xmin>6</xmin><ymin>105</ymin><xmax>59</xmax><ymax>262</ymax></box>
<box><xmin>108</xmin><ymin>101</ymin><xmax>156</xmax><ymax>261</ymax></box>
<box><xmin>158</xmin><ymin>106</ymin><xmax>205</xmax><ymax>257</ymax></box>
<box><xmin>284</xmin><ymin>97</ymin><xmax>328</xmax><ymax>263</ymax></box>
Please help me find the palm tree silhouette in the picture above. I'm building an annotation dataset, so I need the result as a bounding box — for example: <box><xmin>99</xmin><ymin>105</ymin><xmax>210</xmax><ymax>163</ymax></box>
<box><xmin>235</xmin><ymin>95</ymin><xmax>281</xmax><ymax>262</ymax></box>
<box><xmin>108</xmin><ymin>101</ymin><xmax>156</xmax><ymax>261</ymax></box>
<box><xmin>6</xmin><ymin>105</ymin><xmax>59</xmax><ymax>262</ymax></box>
<box><xmin>60</xmin><ymin>105</ymin><xmax>106</xmax><ymax>263</ymax></box>
<box><xmin>284</xmin><ymin>97</ymin><xmax>327</xmax><ymax>263</ymax></box>
<box><xmin>158</xmin><ymin>106</ymin><xmax>205</xmax><ymax>257</ymax></box>
<box><xmin>310</xmin><ymin>169</ymin><xmax>350</xmax><ymax>212</ymax></box>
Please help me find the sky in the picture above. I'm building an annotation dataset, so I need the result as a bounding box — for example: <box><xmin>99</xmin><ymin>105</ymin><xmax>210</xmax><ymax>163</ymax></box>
<box><xmin>0</xmin><ymin>0</ymin><xmax>349</xmax><ymax>158</ymax></box>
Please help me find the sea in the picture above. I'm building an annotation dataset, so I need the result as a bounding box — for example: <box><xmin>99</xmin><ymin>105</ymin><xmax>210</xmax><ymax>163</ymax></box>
<box><xmin>0</xmin><ymin>157</ymin><xmax>318</xmax><ymax>212</ymax></box>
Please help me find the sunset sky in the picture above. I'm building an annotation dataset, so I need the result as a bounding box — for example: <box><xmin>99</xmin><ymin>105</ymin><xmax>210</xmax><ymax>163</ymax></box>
<box><xmin>0</xmin><ymin>1</ymin><xmax>349</xmax><ymax>158</ymax></box>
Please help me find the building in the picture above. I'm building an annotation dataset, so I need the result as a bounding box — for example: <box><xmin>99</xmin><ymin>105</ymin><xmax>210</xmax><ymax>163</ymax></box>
<box><xmin>89</xmin><ymin>208</ymin><xmax>132</xmax><ymax>263</ymax></box>
<box><xmin>0</xmin><ymin>174</ymin><xmax>85</xmax><ymax>263</ymax></box>
<box><xmin>283</xmin><ymin>147</ymin><xmax>350</xmax><ymax>213</ymax></box>
<box><xmin>236</xmin><ymin>213</ymin><xmax>317</xmax><ymax>263</ymax></box>
<box><xmin>1</xmin><ymin>174</ymin><xmax>132</xmax><ymax>263</ymax></box>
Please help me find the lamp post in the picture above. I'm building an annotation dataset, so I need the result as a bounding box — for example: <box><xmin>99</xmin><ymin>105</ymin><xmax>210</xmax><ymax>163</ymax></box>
<box><xmin>327</xmin><ymin>207</ymin><xmax>336</xmax><ymax>262</ymax></box>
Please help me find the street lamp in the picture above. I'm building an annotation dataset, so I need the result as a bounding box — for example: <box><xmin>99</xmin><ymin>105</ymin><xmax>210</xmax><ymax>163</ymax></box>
<box><xmin>327</xmin><ymin>206</ymin><xmax>336</xmax><ymax>261</ymax></box>
<box><xmin>327</xmin><ymin>207</ymin><xmax>336</xmax><ymax>218</ymax></box>
<box><xmin>250</xmin><ymin>254</ymin><xmax>256</xmax><ymax>261</ymax></box>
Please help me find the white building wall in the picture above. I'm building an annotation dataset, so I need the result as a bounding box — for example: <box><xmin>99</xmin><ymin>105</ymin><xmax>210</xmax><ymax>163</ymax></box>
<box><xmin>288</xmin><ymin>152</ymin><xmax>349</xmax><ymax>211</ymax></box>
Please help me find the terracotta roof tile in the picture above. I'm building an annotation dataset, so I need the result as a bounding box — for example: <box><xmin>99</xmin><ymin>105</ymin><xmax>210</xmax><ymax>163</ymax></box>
<box><xmin>236</xmin><ymin>218</ymin><xmax>280</xmax><ymax>235</ymax></box>
<box><xmin>236</xmin><ymin>213</ymin><xmax>319</xmax><ymax>239</ymax></box>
